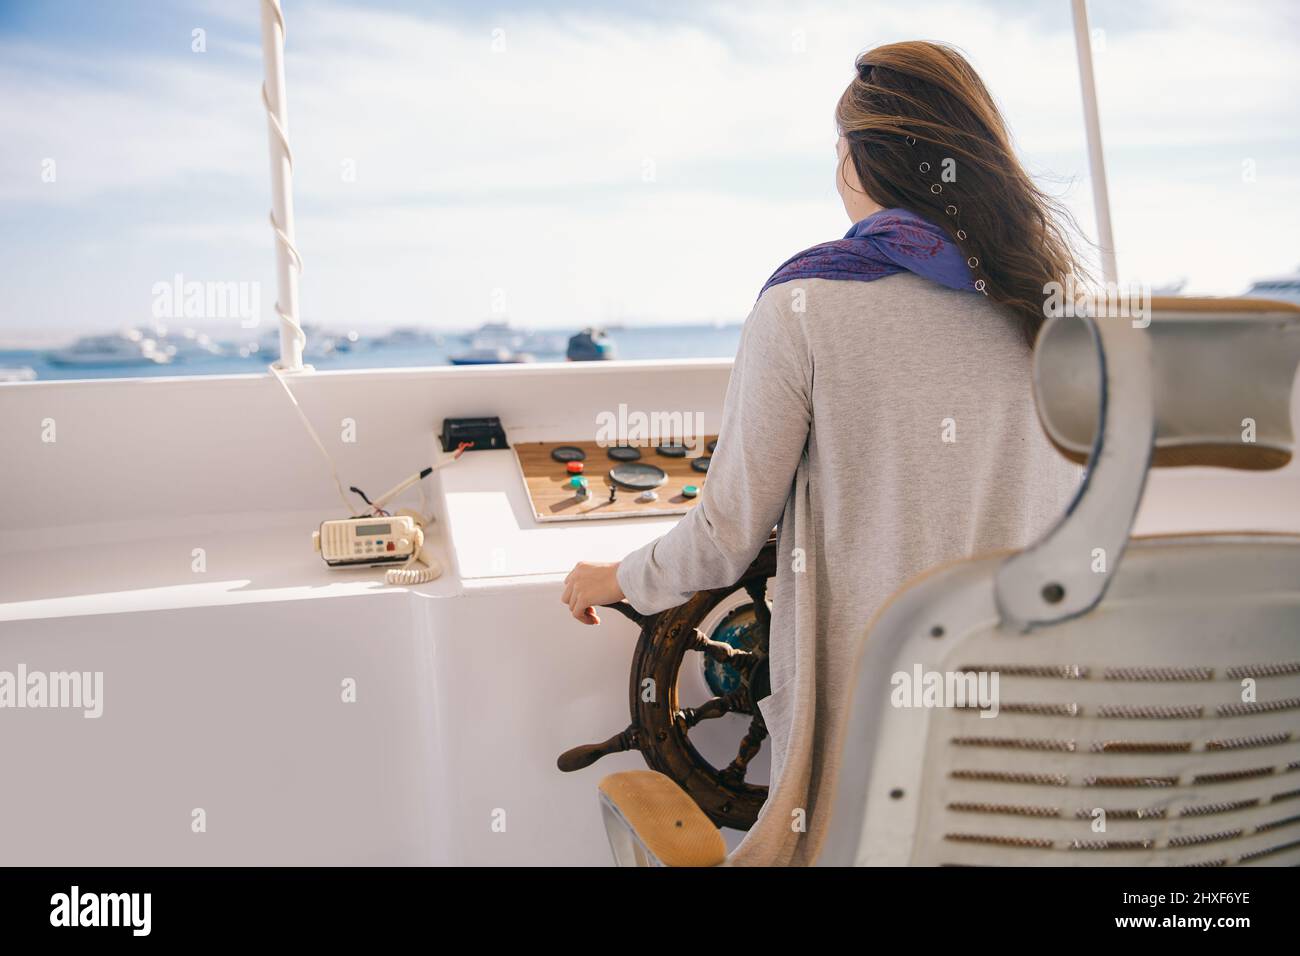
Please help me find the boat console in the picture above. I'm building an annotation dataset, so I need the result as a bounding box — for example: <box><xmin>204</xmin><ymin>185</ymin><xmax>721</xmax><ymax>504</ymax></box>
<box><xmin>513</xmin><ymin>437</ymin><xmax>716</xmax><ymax>521</ymax></box>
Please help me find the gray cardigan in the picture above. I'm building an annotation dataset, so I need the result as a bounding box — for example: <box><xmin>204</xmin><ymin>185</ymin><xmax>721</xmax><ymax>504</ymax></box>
<box><xmin>618</xmin><ymin>273</ymin><xmax>1081</xmax><ymax>865</ymax></box>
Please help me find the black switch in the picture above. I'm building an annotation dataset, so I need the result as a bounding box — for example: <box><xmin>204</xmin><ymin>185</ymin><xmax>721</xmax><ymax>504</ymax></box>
<box><xmin>440</xmin><ymin>417</ymin><xmax>508</xmax><ymax>452</ymax></box>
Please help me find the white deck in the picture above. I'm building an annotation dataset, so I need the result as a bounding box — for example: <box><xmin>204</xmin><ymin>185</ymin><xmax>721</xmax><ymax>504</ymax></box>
<box><xmin>0</xmin><ymin>360</ymin><xmax>739</xmax><ymax>864</ymax></box>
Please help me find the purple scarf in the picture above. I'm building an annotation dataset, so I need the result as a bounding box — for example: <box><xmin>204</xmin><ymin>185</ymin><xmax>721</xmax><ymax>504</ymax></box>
<box><xmin>759</xmin><ymin>207</ymin><xmax>976</xmax><ymax>299</ymax></box>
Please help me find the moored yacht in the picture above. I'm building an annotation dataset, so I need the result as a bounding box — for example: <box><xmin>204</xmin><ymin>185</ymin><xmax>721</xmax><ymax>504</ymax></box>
<box><xmin>449</xmin><ymin>321</ymin><xmax>536</xmax><ymax>364</ymax></box>
<box><xmin>151</xmin><ymin>325</ymin><xmax>225</xmax><ymax>361</ymax></box>
<box><xmin>372</xmin><ymin>326</ymin><xmax>441</xmax><ymax>348</ymax></box>
<box><xmin>46</xmin><ymin>329</ymin><xmax>172</xmax><ymax>368</ymax></box>
<box><xmin>447</xmin><ymin>345</ymin><xmax>536</xmax><ymax>364</ymax></box>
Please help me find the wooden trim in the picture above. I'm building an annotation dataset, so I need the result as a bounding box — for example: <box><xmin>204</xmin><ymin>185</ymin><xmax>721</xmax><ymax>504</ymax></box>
<box><xmin>1049</xmin><ymin>436</ymin><xmax>1292</xmax><ymax>471</ymax></box>
<box><xmin>1151</xmin><ymin>295</ymin><xmax>1300</xmax><ymax>314</ymax></box>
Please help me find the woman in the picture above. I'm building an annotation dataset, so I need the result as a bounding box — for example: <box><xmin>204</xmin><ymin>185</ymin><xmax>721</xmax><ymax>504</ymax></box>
<box><xmin>561</xmin><ymin>40</ymin><xmax>1083</xmax><ymax>865</ymax></box>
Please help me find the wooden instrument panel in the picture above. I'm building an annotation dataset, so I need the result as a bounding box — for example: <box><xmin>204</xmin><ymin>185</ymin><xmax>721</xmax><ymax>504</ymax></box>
<box><xmin>512</xmin><ymin>438</ymin><xmax>716</xmax><ymax>522</ymax></box>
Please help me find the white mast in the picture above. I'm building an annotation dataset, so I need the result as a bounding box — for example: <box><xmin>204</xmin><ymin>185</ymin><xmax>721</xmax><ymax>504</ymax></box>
<box><xmin>259</xmin><ymin>0</ymin><xmax>306</xmax><ymax>370</ymax></box>
<box><xmin>1070</xmin><ymin>0</ymin><xmax>1119</xmax><ymax>285</ymax></box>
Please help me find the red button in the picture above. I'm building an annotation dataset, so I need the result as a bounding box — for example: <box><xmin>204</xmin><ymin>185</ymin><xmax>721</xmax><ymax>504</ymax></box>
<box><xmin>566</xmin><ymin>461</ymin><xmax>585</xmax><ymax>474</ymax></box>
<box><xmin>386</xmin><ymin>542</ymin><xmax>395</xmax><ymax>551</ymax></box>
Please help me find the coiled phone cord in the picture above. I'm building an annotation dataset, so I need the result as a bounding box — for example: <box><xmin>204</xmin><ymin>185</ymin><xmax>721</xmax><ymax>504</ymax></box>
<box><xmin>384</xmin><ymin>485</ymin><xmax>442</xmax><ymax>585</ymax></box>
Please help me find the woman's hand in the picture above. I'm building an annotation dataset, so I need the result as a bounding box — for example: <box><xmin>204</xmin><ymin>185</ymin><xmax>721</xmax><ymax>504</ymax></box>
<box><xmin>561</xmin><ymin>561</ymin><xmax>625</xmax><ymax>625</ymax></box>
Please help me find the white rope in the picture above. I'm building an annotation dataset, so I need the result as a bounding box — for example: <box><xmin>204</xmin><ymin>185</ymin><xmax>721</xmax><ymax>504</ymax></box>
<box><xmin>260</xmin><ymin>83</ymin><xmax>296</xmax><ymax>168</ymax></box>
<box><xmin>261</xmin><ymin>0</ymin><xmax>306</xmax><ymax>368</ymax></box>
<box><xmin>268</xmin><ymin>364</ymin><xmax>356</xmax><ymax>515</ymax></box>
<box><xmin>267</xmin><ymin>209</ymin><xmax>302</xmax><ymax>272</ymax></box>
<box><xmin>269</xmin><ymin>207</ymin><xmax>305</xmax><ymax>358</ymax></box>
<box><xmin>263</xmin><ymin>0</ymin><xmax>285</xmax><ymax>36</ymax></box>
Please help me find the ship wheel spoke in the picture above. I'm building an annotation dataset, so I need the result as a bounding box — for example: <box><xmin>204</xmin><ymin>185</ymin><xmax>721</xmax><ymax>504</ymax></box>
<box><xmin>690</xmin><ymin>628</ymin><xmax>758</xmax><ymax>670</ymax></box>
<box><xmin>556</xmin><ymin>724</ymin><xmax>639</xmax><ymax>772</ymax></box>
<box><xmin>719</xmin><ymin>713</ymin><xmax>769</xmax><ymax>785</ymax></box>
<box><xmin>744</xmin><ymin>579</ymin><xmax>772</xmax><ymax>636</ymax></box>
<box><xmin>600</xmin><ymin>601</ymin><xmax>645</xmax><ymax>626</ymax></box>
<box><xmin>678</xmin><ymin>693</ymin><xmax>737</xmax><ymax>728</ymax></box>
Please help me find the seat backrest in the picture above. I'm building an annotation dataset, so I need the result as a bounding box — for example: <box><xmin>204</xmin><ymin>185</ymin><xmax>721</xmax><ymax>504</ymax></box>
<box><xmin>821</xmin><ymin>297</ymin><xmax>1300</xmax><ymax>866</ymax></box>
<box><xmin>1036</xmin><ymin>296</ymin><xmax>1300</xmax><ymax>470</ymax></box>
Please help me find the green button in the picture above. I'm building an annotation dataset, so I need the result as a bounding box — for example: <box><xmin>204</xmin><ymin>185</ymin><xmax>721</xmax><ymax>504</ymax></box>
<box><xmin>682</xmin><ymin>485</ymin><xmax>699</xmax><ymax>498</ymax></box>
<box><xmin>570</xmin><ymin>476</ymin><xmax>589</xmax><ymax>490</ymax></box>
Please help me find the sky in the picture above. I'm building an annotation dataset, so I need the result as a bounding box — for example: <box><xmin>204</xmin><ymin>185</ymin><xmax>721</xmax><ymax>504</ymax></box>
<box><xmin>1</xmin><ymin>0</ymin><xmax>1298</xmax><ymax>342</ymax></box>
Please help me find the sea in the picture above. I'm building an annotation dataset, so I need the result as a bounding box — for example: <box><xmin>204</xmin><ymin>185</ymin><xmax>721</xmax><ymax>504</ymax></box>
<box><xmin>0</xmin><ymin>323</ymin><xmax>744</xmax><ymax>382</ymax></box>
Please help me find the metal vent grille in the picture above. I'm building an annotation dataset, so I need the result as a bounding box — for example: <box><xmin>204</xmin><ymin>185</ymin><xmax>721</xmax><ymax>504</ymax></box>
<box><xmin>913</xmin><ymin>640</ymin><xmax>1300</xmax><ymax>865</ymax></box>
<box><xmin>1227</xmin><ymin>663</ymin><xmax>1300</xmax><ymax>680</ymax></box>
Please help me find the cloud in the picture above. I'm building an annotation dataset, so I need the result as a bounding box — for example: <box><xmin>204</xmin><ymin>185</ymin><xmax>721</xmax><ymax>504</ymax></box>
<box><xmin>0</xmin><ymin>40</ymin><xmax>264</xmax><ymax>204</ymax></box>
<box><xmin>1</xmin><ymin>0</ymin><xmax>1297</xmax><ymax>336</ymax></box>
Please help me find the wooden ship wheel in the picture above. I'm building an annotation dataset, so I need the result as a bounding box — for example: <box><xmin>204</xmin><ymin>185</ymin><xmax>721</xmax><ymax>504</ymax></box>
<box><xmin>558</xmin><ymin>538</ymin><xmax>777</xmax><ymax>830</ymax></box>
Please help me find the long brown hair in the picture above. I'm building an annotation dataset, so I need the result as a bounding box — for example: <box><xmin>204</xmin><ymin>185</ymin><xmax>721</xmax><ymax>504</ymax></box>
<box><xmin>836</xmin><ymin>41</ymin><xmax>1085</xmax><ymax>343</ymax></box>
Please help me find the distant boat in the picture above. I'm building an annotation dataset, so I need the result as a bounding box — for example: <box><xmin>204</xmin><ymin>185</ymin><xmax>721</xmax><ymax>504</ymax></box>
<box><xmin>566</xmin><ymin>327</ymin><xmax>616</xmax><ymax>361</ymax></box>
<box><xmin>0</xmin><ymin>366</ymin><xmax>36</xmax><ymax>382</ymax></box>
<box><xmin>448</xmin><ymin>346</ymin><xmax>535</xmax><ymax>366</ymax></box>
<box><xmin>237</xmin><ymin>324</ymin><xmax>348</xmax><ymax>361</ymax></box>
<box><xmin>152</xmin><ymin>326</ymin><xmax>224</xmax><ymax>361</ymax></box>
<box><xmin>449</xmin><ymin>321</ymin><xmax>535</xmax><ymax>364</ymax></box>
<box><xmin>1244</xmin><ymin>269</ymin><xmax>1300</xmax><ymax>305</ymax></box>
<box><xmin>47</xmin><ymin>330</ymin><xmax>171</xmax><ymax>368</ymax></box>
<box><xmin>472</xmin><ymin>321</ymin><xmax>521</xmax><ymax>346</ymax></box>
<box><xmin>373</xmin><ymin>327</ymin><xmax>439</xmax><ymax>348</ymax></box>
